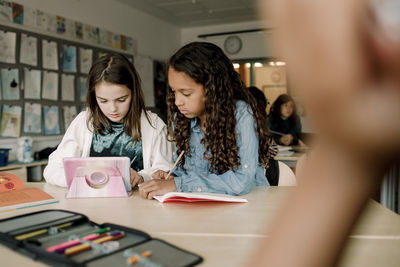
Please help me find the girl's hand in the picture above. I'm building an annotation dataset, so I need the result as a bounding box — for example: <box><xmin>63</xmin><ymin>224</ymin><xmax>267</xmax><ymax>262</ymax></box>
<box><xmin>280</xmin><ymin>134</ymin><xmax>293</xmax><ymax>146</ymax></box>
<box><xmin>130</xmin><ymin>168</ymin><xmax>144</xmax><ymax>188</ymax></box>
<box><xmin>138</xmin><ymin>179</ymin><xmax>177</xmax><ymax>199</ymax></box>
<box><xmin>152</xmin><ymin>170</ymin><xmax>169</xmax><ymax>179</ymax></box>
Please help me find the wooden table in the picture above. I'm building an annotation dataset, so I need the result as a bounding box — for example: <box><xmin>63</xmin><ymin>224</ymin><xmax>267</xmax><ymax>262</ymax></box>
<box><xmin>1</xmin><ymin>184</ymin><xmax>399</xmax><ymax>267</ymax></box>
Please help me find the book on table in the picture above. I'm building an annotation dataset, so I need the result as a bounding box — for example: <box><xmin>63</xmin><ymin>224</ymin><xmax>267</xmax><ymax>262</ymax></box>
<box><xmin>277</xmin><ymin>145</ymin><xmax>295</xmax><ymax>157</ymax></box>
<box><xmin>153</xmin><ymin>191</ymin><xmax>248</xmax><ymax>203</ymax></box>
<box><xmin>0</xmin><ymin>172</ymin><xmax>58</xmax><ymax>212</ymax></box>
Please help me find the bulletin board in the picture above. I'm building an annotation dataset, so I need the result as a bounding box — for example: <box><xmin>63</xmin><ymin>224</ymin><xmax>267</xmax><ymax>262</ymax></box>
<box><xmin>0</xmin><ymin>23</ymin><xmax>133</xmax><ymax>138</ymax></box>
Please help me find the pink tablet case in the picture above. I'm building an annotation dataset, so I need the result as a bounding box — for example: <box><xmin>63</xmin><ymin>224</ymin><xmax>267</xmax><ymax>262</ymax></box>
<box><xmin>63</xmin><ymin>157</ymin><xmax>131</xmax><ymax>198</ymax></box>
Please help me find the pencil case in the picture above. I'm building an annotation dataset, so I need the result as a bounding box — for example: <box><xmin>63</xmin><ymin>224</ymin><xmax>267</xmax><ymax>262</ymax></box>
<box><xmin>0</xmin><ymin>209</ymin><xmax>203</xmax><ymax>266</ymax></box>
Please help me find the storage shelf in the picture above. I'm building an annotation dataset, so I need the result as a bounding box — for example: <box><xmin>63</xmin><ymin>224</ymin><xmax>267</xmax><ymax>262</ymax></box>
<box><xmin>0</xmin><ymin>160</ymin><xmax>48</xmax><ymax>182</ymax></box>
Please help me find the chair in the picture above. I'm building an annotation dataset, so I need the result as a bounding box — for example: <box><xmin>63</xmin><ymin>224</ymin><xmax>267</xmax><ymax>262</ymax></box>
<box><xmin>294</xmin><ymin>153</ymin><xmax>308</xmax><ymax>179</ymax></box>
<box><xmin>278</xmin><ymin>161</ymin><xmax>297</xmax><ymax>186</ymax></box>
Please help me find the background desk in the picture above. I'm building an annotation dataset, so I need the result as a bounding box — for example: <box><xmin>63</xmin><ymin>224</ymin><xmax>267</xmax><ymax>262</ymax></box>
<box><xmin>1</xmin><ymin>185</ymin><xmax>399</xmax><ymax>267</ymax></box>
<box><xmin>275</xmin><ymin>145</ymin><xmax>308</xmax><ymax>169</ymax></box>
<box><xmin>275</xmin><ymin>152</ymin><xmax>304</xmax><ymax>168</ymax></box>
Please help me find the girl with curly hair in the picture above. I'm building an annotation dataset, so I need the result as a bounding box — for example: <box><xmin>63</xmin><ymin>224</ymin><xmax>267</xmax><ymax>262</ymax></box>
<box><xmin>138</xmin><ymin>42</ymin><xmax>274</xmax><ymax>198</ymax></box>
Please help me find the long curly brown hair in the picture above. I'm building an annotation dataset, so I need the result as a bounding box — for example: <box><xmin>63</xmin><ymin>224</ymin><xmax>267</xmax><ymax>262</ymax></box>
<box><xmin>167</xmin><ymin>42</ymin><xmax>273</xmax><ymax>174</ymax></box>
<box><xmin>86</xmin><ymin>53</ymin><xmax>150</xmax><ymax>141</ymax></box>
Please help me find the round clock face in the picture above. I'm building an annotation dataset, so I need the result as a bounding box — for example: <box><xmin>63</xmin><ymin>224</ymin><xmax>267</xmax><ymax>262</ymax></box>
<box><xmin>224</xmin><ymin>35</ymin><xmax>242</xmax><ymax>55</ymax></box>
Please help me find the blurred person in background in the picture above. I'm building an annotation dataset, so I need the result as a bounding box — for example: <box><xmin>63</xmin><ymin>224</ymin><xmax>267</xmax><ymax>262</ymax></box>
<box><xmin>251</xmin><ymin>0</ymin><xmax>400</xmax><ymax>266</ymax></box>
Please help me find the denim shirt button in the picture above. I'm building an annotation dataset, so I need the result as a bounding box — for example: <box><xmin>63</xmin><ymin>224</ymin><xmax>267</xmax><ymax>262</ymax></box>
<box><xmin>197</xmin><ymin>187</ymin><xmax>202</xmax><ymax>192</ymax></box>
<box><xmin>244</xmin><ymin>164</ymin><xmax>248</xmax><ymax>169</ymax></box>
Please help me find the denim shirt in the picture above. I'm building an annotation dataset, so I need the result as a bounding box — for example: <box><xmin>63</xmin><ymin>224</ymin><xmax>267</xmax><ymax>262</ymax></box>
<box><xmin>173</xmin><ymin>100</ymin><xmax>269</xmax><ymax>195</ymax></box>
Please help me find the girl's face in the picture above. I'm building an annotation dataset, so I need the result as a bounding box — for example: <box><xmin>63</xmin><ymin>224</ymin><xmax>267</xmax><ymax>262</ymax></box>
<box><xmin>95</xmin><ymin>81</ymin><xmax>132</xmax><ymax>123</ymax></box>
<box><xmin>168</xmin><ymin>67</ymin><xmax>206</xmax><ymax>123</ymax></box>
<box><xmin>280</xmin><ymin>100</ymin><xmax>294</xmax><ymax>119</ymax></box>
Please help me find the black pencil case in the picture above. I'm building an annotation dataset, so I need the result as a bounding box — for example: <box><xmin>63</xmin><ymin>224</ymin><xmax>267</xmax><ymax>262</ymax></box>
<box><xmin>0</xmin><ymin>209</ymin><xmax>203</xmax><ymax>266</ymax></box>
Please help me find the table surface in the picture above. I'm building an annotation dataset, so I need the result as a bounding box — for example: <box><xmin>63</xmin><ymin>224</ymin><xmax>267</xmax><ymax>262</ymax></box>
<box><xmin>1</xmin><ymin>184</ymin><xmax>399</xmax><ymax>267</ymax></box>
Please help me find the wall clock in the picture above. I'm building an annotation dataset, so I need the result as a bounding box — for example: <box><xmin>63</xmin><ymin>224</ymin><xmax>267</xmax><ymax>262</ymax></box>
<box><xmin>224</xmin><ymin>35</ymin><xmax>242</xmax><ymax>55</ymax></box>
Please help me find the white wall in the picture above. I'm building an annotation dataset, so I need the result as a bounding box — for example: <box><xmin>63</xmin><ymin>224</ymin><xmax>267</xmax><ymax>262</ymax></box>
<box><xmin>0</xmin><ymin>0</ymin><xmax>181</xmax><ymax>160</ymax></box>
<box><xmin>181</xmin><ymin>20</ymin><xmax>276</xmax><ymax>60</ymax></box>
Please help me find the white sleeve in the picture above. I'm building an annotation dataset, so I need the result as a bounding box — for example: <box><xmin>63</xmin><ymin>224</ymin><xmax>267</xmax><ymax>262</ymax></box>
<box><xmin>43</xmin><ymin>112</ymin><xmax>88</xmax><ymax>187</ymax></box>
<box><xmin>139</xmin><ymin>116</ymin><xmax>173</xmax><ymax>181</ymax></box>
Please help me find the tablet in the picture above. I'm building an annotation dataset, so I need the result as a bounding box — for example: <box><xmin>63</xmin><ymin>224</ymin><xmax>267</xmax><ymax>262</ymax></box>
<box><xmin>63</xmin><ymin>157</ymin><xmax>131</xmax><ymax>192</ymax></box>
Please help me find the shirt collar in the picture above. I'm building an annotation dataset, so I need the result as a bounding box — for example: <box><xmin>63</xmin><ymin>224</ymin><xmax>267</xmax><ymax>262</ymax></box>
<box><xmin>190</xmin><ymin>117</ymin><xmax>202</xmax><ymax>132</ymax></box>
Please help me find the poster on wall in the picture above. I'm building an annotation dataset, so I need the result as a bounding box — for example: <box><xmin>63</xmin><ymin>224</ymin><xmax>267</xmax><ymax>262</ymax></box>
<box><xmin>23</xmin><ymin>6</ymin><xmax>36</xmax><ymax>26</ymax></box>
<box><xmin>0</xmin><ymin>104</ymin><xmax>22</xmax><ymax>137</ymax></box>
<box><xmin>112</xmin><ymin>34</ymin><xmax>121</xmax><ymax>49</ymax></box>
<box><xmin>42</xmin><ymin>71</ymin><xmax>58</xmax><ymax>101</ymax></box>
<box><xmin>65</xmin><ymin>18</ymin><xmax>76</xmax><ymax>38</ymax></box>
<box><xmin>12</xmin><ymin>3</ymin><xmax>24</xmax><ymax>24</ymax></box>
<box><xmin>0</xmin><ymin>1</ymin><xmax>12</xmax><ymax>22</ymax></box>
<box><xmin>42</xmin><ymin>40</ymin><xmax>58</xmax><ymax>70</ymax></box>
<box><xmin>0</xmin><ymin>30</ymin><xmax>16</xmax><ymax>63</ymax></box>
<box><xmin>24</xmin><ymin>102</ymin><xmax>41</xmax><ymax>133</ymax></box>
<box><xmin>61</xmin><ymin>73</ymin><xmax>75</xmax><ymax>101</ymax></box>
<box><xmin>43</xmin><ymin>105</ymin><xmax>60</xmax><ymax>135</ymax></box>
<box><xmin>20</xmin><ymin>33</ymin><xmax>38</xmax><ymax>66</ymax></box>
<box><xmin>37</xmin><ymin>10</ymin><xmax>57</xmax><ymax>33</ymax></box>
<box><xmin>83</xmin><ymin>24</ymin><xmax>99</xmax><ymax>44</ymax></box>
<box><xmin>79</xmin><ymin>48</ymin><xmax>92</xmax><ymax>74</ymax></box>
<box><xmin>0</xmin><ymin>68</ymin><xmax>20</xmax><ymax>100</ymax></box>
<box><xmin>56</xmin><ymin>15</ymin><xmax>66</xmax><ymax>34</ymax></box>
<box><xmin>62</xmin><ymin>45</ymin><xmax>77</xmax><ymax>73</ymax></box>
<box><xmin>24</xmin><ymin>68</ymin><xmax>41</xmax><ymax>99</ymax></box>
<box><xmin>62</xmin><ymin>105</ymin><xmax>77</xmax><ymax>131</ymax></box>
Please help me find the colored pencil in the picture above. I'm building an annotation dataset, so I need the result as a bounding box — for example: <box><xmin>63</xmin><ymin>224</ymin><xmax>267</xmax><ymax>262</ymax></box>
<box><xmin>78</xmin><ymin>227</ymin><xmax>110</xmax><ymax>237</ymax></box>
<box><xmin>15</xmin><ymin>222</ymin><xmax>72</xmax><ymax>240</ymax></box>
<box><xmin>64</xmin><ymin>232</ymin><xmax>125</xmax><ymax>256</ymax></box>
<box><xmin>46</xmin><ymin>233</ymin><xmax>107</xmax><ymax>253</ymax></box>
<box><xmin>165</xmin><ymin>151</ymin><xmax>185</xmax><ymax>180</ymax></box>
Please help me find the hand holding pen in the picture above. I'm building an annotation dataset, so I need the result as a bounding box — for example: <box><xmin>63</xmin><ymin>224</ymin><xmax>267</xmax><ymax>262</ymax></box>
<box><xmin>139</xmin><ymin>151</ymin><xmax>185</xmax><ymax>199</ymax></box>
<box><xmin>151</xmin><ymin>151</ymin><xmax>185</xmax><ymax>180</ymax></box>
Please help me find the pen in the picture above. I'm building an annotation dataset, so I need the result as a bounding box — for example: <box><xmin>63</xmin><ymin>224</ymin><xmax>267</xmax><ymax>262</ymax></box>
<box><xmin>269</xmin><ymin>130</ymin><xmax>286</xmax><ymax>136</ymax></box>
<box><xmin>165</xmin><ymin>150</ymin><xmax>185</xmax><ymax>180</ymax></box>
<box><xmin>78</xmin><ymin>227</ymin><xmax>110</xmax><ymax>237</ymax></box>
<box><xmin>15</xmin><ymin>222</ymin><xmax>72</xmax><ymax>240</ymax></box>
